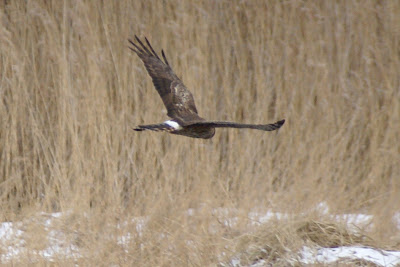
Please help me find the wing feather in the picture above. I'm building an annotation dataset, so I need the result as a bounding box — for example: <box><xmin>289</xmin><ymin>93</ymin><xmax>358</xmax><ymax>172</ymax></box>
<box><xmin>129</xmin><ymin>36</ymin><xmax>200</xmax><ymax>121</ymax></box>
<box><xmin>186</xmin><ymin>120</ymin><xmax>285</xmax><ymax>131</ymax></box>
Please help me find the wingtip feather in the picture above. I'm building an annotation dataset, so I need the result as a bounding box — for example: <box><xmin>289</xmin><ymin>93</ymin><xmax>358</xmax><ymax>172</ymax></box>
<box><xmin>161</xmin><ymin>49</ymin><xmax>170</xmax><ymax>66</ymax></box>
<box><xmin>145</xmin><ymin>37</ymin><xmax>160</xmax><ymax>59</ymax></box>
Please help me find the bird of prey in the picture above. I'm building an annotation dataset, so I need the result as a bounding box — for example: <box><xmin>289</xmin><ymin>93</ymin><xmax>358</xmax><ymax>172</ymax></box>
<box><xmin>129</xmin><ymin>36</ymin><xmax>285</xmax><ymax>139</ymax></box>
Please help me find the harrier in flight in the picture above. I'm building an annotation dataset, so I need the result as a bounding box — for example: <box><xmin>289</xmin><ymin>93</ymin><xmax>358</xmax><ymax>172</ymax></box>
<box><xmin>129</xmin><ymin>36</ymin><xmax>285</xmax><ymax>139</ymax></box>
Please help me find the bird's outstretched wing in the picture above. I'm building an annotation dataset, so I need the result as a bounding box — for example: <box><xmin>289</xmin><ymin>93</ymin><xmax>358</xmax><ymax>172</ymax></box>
<box><xmin>128</xmin><ymin>36</ymin><xmax>200</xmax><ymax>123</ymax></box>
<box><xmin>186</xmin><ymin>119</ymin><xmax>285</xmax><ymax>131</ymax></box>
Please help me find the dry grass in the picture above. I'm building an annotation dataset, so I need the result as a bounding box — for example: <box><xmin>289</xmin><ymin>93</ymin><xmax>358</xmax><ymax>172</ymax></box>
<box><xmin>225</xmin><ymin>219</ymin><xmax>374</xmax><ymax>266</ymax></box>
<box><xmin>0</xmin><ymin>0</ymin><xmax>399</xmax><ymax>265</ymax></box>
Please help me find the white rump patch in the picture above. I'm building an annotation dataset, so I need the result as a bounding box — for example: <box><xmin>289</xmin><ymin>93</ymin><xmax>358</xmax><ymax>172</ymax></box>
<box><xmin>164</xmin><ymin>120</ymin><xmax>182</xmax><ymax>130</ymax></box>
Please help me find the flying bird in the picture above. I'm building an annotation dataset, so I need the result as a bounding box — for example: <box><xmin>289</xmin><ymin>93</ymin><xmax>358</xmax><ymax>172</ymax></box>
<box><xmin>128</xmin><ymin>36</ymin><xmax>285</xmax><ymax>139</ymax></box>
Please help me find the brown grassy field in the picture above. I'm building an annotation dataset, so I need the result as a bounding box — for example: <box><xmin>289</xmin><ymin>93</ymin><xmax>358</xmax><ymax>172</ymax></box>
<box><xmin>0</xmin><ymin>0</ymin><xmax>399</xmax><ymax>265</ymax></box>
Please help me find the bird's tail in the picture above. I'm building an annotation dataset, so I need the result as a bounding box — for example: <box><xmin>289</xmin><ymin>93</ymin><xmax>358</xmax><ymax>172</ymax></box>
<box><xmin>133</xmin><ymin>123</ymin><xmax>176</xmax><ymax>132</ymax></box>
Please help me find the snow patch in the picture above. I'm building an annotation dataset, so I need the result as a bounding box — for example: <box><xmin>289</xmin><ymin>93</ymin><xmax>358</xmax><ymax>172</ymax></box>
<box><xmin>1</xmin><ymin>205</ymin><xmax>400</xmax><ymax>265</ymax></box>
<box><xmin>300</xmin><ymin>246</ymin><xmax>400</xmax><ymax>267</ymax></box>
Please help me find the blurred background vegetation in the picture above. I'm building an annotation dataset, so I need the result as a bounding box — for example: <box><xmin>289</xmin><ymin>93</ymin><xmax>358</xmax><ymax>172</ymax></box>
<box><xmin>0</xmin><ymin>0</ymin><xmax>399</xmax><ymax>265</ymax></box>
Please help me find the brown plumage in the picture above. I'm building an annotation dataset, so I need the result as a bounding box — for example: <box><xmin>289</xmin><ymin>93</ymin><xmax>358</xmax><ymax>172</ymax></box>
<box><xmin>129</xmin><ymin>36</ymin><xmax>285</xmax><ymax>139</ymax></box>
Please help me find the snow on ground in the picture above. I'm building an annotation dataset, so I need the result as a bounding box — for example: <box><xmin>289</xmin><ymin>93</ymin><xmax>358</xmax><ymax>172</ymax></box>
<box><xmin>0</xmin><ymin>212</ymin><xmax>80</xmax><ymax>262</ymax></box>
<box><xmin>0</xmin><ymin>221</ymin><xmax>25</xmax><ymax>261</ymax></box>
<box><xmin>300</xmin><ymin>246</ymin><xmax>400</xmax><ymax>267</ymax></box>
<box><xmin>1</xmin><ymin>205</ymin><xmax>400</xmax><ymax>265</ymax></box>
<box><xmin>226</xmin><ymin>247</ymin><xmax>400</xmax><ymax>267</ymax></box>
